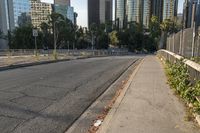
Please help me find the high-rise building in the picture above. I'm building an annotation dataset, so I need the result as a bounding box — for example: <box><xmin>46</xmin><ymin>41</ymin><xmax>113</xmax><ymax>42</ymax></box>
<box><xmin>0</xmin><ymin>0</ymin><xmax>32</xmax><ymax>49</ymax></box>
<box><xmin>151</xmin><ymin>0</ymin><xmax>163</xmax><ymax>23</ymax></box>
<box><xmin>88</xmin><ymin>0</ymin><xmax>113</xmax><ymax>27</ymax></box>
<box><xmin>143</xmin><ymin>0</ymin><xmax>151</xmax><ymax>28</ymax></box>
<box><xmin>162</xmin><ymin>0</ymin><xmax>178</xmax><ymax>21</ymax></box>
<box><xmin>126</xmin><ymin>0</ymin><xmax>140</xmax><ymax>23</ymax></box>
<box><xmin>54</xmin><ymin>0</ymin><xmax>76</xmax><ymax>24</ymax></box>
<box><xmin>67</xmin><ymin>6</ymin><xmax>75</xmax><ymax>24</ymax></box>
<box><xmin>31</xmin><ymin>0</ymin><xmax>52</xmax><ymax>28</ymax></box>
<box><xmin>54</xmin><ymin>4</ymin><xmax>76</xmax><ymax>24</ymax></box>
<box><xmin>54</xmin><ymin>0</ymin><xmax>70</xmax><ymax>6</ymax></box>
<box><xmin>0</xmin><ymin>0</ymin><xmax>10</xmax><ymax>49</ymax></box>
<box><xmin>183</xmin><ymin>0</ymin><xmax>198</xmax><ymax>28</ymax></box>
<box><xmin>115</xmin><ymin>0</ymin><xmax>126</xmax><ymax>28</ymax></box>
<box><xmin>88</xmin><ymin>0</ymin><xmax>100</xmax><ymax>26</ymax></box>
<box><xmin>9</xmin><ymin>0</ymin><xmax>31</xmax><ymax>29</ymax></box>
<box><xmin>118</xmin><ymin>0</ymin><xmax>151</xmax><ymax>28</ymax></box>
<box><xmin>196</xmin><ymin>0</ymin><xmax>200</xmax><ymax>27</ymax></box>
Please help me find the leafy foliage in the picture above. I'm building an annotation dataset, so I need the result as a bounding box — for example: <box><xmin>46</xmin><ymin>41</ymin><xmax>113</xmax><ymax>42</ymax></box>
<box><xmin>160</xmin><ymin>19</ymin><xmax>181</xmax><ymax>34</ymax></box>
<box><xmin>109</xmin><ymin>31</ymin><xmax>119</xmax><ymax>46</ymax></box>
<box><xmin>166</xmin><ymin>60</ymin><xmax>200</xmax><ymax>114</ymax></box>
<box><xmin>117</xmin><ymin>21</ymin><xmax>157</xmax><ymax>52</ymax></box>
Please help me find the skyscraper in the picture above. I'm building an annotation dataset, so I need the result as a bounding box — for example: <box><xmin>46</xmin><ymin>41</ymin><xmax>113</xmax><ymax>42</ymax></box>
<box><xmin>116</xmin><ymin>0</ymin><xmax>151</xmax><ymax>28</ymax></box>
<box><xmin>196</xmin><ymin>0</ymin><xmax>200</xmax><ymax>27</ymax></box>
<box><xmin>115</xmin><ymin>0</ymin><xmax>126</xmax><ymax>28</ymax></box>
<box><xmin>54</xmin><ymin>0</ymin><xmax>76</xmax><ymax>24</ymax></box>
<box><xmin>126</xmin><ymin>0</ymin><xmax>140</xmax><ymax>23</ymax></box>
<box><xmin>88</xmin><ymin>0</ymin><xmax>100</xmax><ymax>26</ymax></box>
<box><xmin>0</xmin><ymin>0</ymin><xmax>10</xmax><ymax>49</ymax></box>
<box><xmin>151</xmin><ymin>0</ymin><xmax>163</xmax><ymax>23</ymax></box>
<box><xmin>162</xmin><ymin>0</ymin><xmax>178</xmax><ymax>21</ymax></box>
<box><xmin>54</xmin><ymin>0</ymin><xmax>70</xmax><ymax>6</ymax></box>
<box><xmin>183</xmin><ymin>0</ymin><xmax>198</xmax><ymax>28</ymax></box>
<box><xmin>143</xmin><ymin>0</ymin><xmax>151</xmax><ymax>28</ymax></box>
<box><xmin>9</xmin><ymin>0</ymin><xmax>31</xmax><ymax>29</ymax></box>
<box><xmin>88</xmin><ymin>0</ymin><xmax>113</xmax><ymax>27</ymax></box>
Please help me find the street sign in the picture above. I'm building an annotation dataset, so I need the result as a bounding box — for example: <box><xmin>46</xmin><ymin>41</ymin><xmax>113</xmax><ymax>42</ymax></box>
<box><xmin>33</xmin><ymin>29</ymin><xmax>38</xmax><ymax>37</ymax></box>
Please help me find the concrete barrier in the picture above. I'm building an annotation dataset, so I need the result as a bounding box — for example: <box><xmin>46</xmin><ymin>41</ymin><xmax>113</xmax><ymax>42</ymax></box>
<box><xmin>158</xmin><ymin>49</ymin><xmax>200</xmax><ymax>83</ymax></box>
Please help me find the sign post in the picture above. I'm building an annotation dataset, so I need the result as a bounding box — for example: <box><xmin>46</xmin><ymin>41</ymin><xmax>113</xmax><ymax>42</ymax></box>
<box><xmin>32</xmin><ymin>29</ymin><xmax>38</xmax><ymax>56</ymax></box>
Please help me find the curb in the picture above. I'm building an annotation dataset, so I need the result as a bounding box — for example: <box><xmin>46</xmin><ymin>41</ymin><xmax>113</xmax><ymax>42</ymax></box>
<box><xmin>0</xmin><ymin>55</ymin><xmax>106</xmax><ymax>71</ymax></box>
<box><xmin>0</xmin><ymin>58</ymin><xmax>71</xmax><ymax>71</ymax></box>
<box><xmin>96</xmin><ymin>58</ymin><xmax>144</xmax><ymax>133</ymax></box>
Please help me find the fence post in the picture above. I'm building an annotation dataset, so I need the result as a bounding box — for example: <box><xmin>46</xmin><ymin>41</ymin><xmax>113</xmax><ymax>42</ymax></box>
<box><xmin>197</xmin><ymin>27</ymin><xmax>200</xmax><ymax>59</ymax></box>
<box><xmin>173</xmin><ymin>34</ymin><xmax>175</xmax><ymax>53</ymax></box>
<box><xmin>179</xmin><ymin>30</ymin><xmax>183</xmax><ymax>55</ymax></box>
<box><xmin>192</xmin><ymin>27</ymin><xmax>196</xmax><ymax>57</ymax></box>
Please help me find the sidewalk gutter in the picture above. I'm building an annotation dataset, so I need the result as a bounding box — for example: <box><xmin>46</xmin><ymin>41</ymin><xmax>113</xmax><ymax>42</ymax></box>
<box><xmin>96</xmin><ymin>58</ymin><xmax>144</xmax><ymax>133</ymax></box>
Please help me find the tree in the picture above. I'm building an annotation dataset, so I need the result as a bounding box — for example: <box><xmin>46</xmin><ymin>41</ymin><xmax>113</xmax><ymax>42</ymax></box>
<box><xmin>109</xmin><ymin>31</ymin><xmax>119</xmax><ymax>46</ymax></box>
<box><xmin>160</xmin><ymin>19</ymin><xmax>179</xmax><ymax>34</ymax></box>
<box><xmin>9</xmin><ymin>24</ymin><xmax>43</xmax><ymax>49</ymax></box>
<box><xmin>149</xmin><ymin>16</ymin><xmax>161</xmax><ymax>50</ymax></box>
<box><xmin>40</xmin><ymin>22</ymin><xmax>53</xmax><ymax>49</ymax></box>
<box><xmin>149</xmin><ymin>16</ymin><xmax>161</xmax><ymax>39</ymax></box>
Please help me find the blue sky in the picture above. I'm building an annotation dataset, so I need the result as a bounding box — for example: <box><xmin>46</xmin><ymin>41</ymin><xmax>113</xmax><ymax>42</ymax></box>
<box><xmin>42</xmin><ymin>0</ymin><xmax>185</xmax><ymax>27</ymax></box>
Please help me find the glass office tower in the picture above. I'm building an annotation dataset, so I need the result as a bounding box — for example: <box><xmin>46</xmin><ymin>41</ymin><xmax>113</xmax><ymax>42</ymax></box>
<box><xmin>143</xmin><ymin>0</ymin><xmax>151</xmax><ymax>28</ymax></box>
<box><xmin>0</xmin><ymin>0</ymin><xmax>10</xmax><ymax>49</ymax></box>
<box><xmin>163</xmin><ymin>0</ymin><xmax>178</xmax><ymax>21</ymax></box>
<box><xmin>151</xmin><ymin>0</ymin><xmax>163</xmax><ymax>23</ymax></box>
<box><xmin>115</xmin><ymin>0</ymin><xmax>126</xmax><ymax>28</ymax></box>
<box><xmin>126</xmin><ymin>0</ymin><xmax>140</xmax><ymax>23</ymax></box>
<box><xmin>12</xmin><ymin>0</ymin><xmax>31</xmax><ymax>27</ymax></box>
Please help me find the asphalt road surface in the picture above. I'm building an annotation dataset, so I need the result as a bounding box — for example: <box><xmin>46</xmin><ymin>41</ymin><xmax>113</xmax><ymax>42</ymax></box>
<box><xmin>0</xmin><ymin>56</ymin><xmax>139</xmax><ymax>133</ymax></box>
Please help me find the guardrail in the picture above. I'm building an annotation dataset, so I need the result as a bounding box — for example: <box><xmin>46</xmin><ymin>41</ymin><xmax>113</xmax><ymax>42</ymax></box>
<box><xmin>0</xmin><ymin>49</ymin><xmax>130</xmax><ymax>57</ymax></box>
<box><xmin>158</xmin><ymin>49</ymin><xmax>200</xmax><ymax>82</ymax></box>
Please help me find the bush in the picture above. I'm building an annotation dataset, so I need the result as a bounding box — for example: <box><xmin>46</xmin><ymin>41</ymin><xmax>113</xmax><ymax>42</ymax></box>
<box><xmin>166</xmin><ymin>60</ymin><xmax>200</xmax><ymax>114</ymax></box>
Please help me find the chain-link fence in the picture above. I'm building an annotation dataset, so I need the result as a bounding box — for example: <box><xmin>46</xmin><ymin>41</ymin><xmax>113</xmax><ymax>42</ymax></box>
<box><xmin>166</xmin><ymin>27</ymin><xmax>200</xmax><ymax>59</ymax></box>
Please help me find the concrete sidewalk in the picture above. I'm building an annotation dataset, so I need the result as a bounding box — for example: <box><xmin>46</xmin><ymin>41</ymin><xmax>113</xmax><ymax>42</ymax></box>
<box><xmin>99</xmin><ymin>56</ymin><xmax>200</xmax><ymax>133</ymax></box>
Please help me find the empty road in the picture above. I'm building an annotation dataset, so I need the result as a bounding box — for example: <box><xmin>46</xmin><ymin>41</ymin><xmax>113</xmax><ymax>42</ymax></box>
<box><xmin>0</xmin><ymin>56</ymin><xmax>139</xmax><ymax>133</ymax></box>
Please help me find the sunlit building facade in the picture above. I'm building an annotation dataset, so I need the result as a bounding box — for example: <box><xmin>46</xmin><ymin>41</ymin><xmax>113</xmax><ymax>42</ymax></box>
<box><xmin>143</xmin><ymin>0</ymin><xmax>151</xmax><ymax>28</ymax></box>
<box><xmin>163</xmin><ymin>0</ymin><xmax>178</xmax><ymax>21</ymax></box>
<box><xmin>115</xmin><ymin>0</ymin><xmax>126</xmax><ymax>28</ymax></box>
<box><xmin>31</xmin><ymin>0</ymin><xmax>52</xmax><ymax>28</ymax></box>
<box><xmin>126</xmin><ymin>0</ymin><xmax>140</xmax><ymax>23</ymax></box>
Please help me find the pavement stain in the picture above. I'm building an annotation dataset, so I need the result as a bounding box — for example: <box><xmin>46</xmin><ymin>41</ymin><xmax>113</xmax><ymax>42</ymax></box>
<box><xmin>87</xmin><ymin>77</ymin><xmax>130</xmax><ymax>133</ymax></box>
